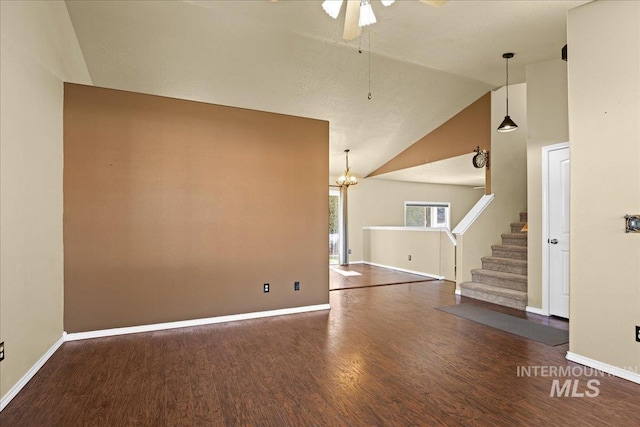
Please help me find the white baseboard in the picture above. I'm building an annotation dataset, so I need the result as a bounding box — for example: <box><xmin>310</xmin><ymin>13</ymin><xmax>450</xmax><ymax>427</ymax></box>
<box><xmin>64</xmin><ymin>303</ymin><xmax>331</xmax><ymax>341</ymax></box>
<box><xmin>0</xmin><ymin>335</ymin><xmax>64</xmax><ymax>412</ymax></box>
<box><xmin>455</xmin><ymin>289</ymin><xmax>461</xmax><ymax>295</ymax></box>
<box><xmin>566</xmin><ymin>351</ymin><xmax>640</xmax><ymax>385</ymax></box>
<box><xmin>526</xmin><ymin>306</ymin><xmax>549</xmax><ymax>316</ymax></box>
<box><xmin>362</xmin><ymin>261</ymin><xmax>443</xmax><ymax>280</ymax></box>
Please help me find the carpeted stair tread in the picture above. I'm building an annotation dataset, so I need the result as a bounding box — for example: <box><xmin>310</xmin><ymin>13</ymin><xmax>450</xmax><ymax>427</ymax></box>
<box><xmin>491</xmin><ymin>244</ymin><xmax>527</xmax><ymax>260</ymax></box>
<box><xmin>461</xmin><ymin>213</ymin><xmax>529</xmax><ymax>311</ymax></box>
<box><xmin>471</xmin><ymin>268</ymin><xmax>528</xmax><ymax>292</ymax></box>
<box><xmin>471</xmin><ymin>268</ymin><xmax>528</xmax><ymax>283</ymax></box>
<box><xmin>460</xmin><ymin>282</ymin><xmax>527</xmax><ymax>301</ymax></box>
<box><xmin>501</xmin><ymin>233</ymin><xmax>528</xmax><ymax>240</ymax></box>
<box><xmin>481</xmin><ymin>256</ymin><xmax>528</xmax><ymax>275</ymax></box>
<box><xmin>481</xmin><ymin>256</ymin><xmax>527</xmax><ymax>266</ymax></box>
<box><xmin>459</xmin><ymin>282</ymin><xmax>528</xmax><ymax>310</ymax></box>
<box><xmin>510</xmin><ymin>222</ymin><xmax>527</xmax><ymax>233</ymax></box>
<box><xmin>501</xmin><ymin>233</ymin><xmax>528</xmax><ymax>246</ymax></box>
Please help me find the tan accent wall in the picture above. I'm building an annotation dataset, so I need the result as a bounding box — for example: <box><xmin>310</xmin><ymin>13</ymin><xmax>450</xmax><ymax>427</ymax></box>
<box><xmin>64</xmin><ymin>84</ymin><xmax>329</xmax><ymax>333</ymax></box>
<box><xmin>568</xmin><ymin>1</ymin><xmax>640</xmax><ymax>372</ymax></box>
<box><xmin>0</xmin><ymin>1</ymin><xmax>91</xmax><ymax>402</ymax></box>
<box><xmin>367</xmin><ymin>93</ymin><xmax>491</xmax><ymax>193</ymax></box>
<box><xmin>525</xmin><ymin>60</ymin><xmax>569</xmax><ymax>309</ymax></box>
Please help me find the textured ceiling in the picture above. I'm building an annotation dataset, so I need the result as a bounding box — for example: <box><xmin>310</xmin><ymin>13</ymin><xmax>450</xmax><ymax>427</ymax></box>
<box><xmin>65</xmin><ymin>0</ymin><xmax>587</xmax><ymax>182</ymax></box>
<box><xmin>372</xmin><ymin>153</ymin><xmax>486</xmax><ymax>187</ymax></box>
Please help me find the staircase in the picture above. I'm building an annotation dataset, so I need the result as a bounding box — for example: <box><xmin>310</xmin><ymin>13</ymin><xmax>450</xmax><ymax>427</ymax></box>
<box><xmin>459</xmin><ymin>212</ymin><xmax>528</xmax><ymax>310</ymax></box>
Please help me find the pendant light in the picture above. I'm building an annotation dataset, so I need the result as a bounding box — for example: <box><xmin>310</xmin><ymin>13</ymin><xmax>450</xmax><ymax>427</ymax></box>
<box><xmin>497</xmin><ymin>52</ymin><xmax>518</xmax><ymax>133</ymax></box>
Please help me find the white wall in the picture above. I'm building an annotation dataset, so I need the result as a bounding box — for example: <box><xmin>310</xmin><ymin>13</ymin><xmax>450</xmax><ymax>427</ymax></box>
<box><xmin>567</xmin><ymin>1</ymin><xmax>640</xmax><ymax>375</ymax></box>
<box><xmin>346</xmin><ymin>178</ymin><xmax>483</xmax><ymax>263</ymax></box>
<box><xmin>0</xmin><ymin>1</ymin><xmax>91</xmax><ymax>405</ymax></box>
<box><xmin>525</xmin><ymin>60</ymin><xmax>569</xmax><ymax>309</ymax></box>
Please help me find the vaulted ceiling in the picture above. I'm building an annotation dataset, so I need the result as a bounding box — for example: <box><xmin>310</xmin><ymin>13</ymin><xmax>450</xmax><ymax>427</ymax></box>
<box><xmin>65</xmin><ymin>0</ymin><xmax>588</xmax><ymax>180</ymax></box>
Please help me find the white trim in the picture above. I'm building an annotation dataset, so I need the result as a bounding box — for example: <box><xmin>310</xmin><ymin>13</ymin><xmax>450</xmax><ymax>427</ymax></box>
<box><xmin>1</xmin><ymin>336</ymin><xmax>64</xmax><ymax>412</ymax></box>
<box><xmin>64</xmin><ymin>304</ymin><xmax>331</xmax><ymax>342</ymax></box>
<box><xmin>452</xmin><ymin>194</ymin><xmax>495</xmax><ymax>235</ymax></box>
<box><xmin>362</xmin><ymin>261</ymin><xmax>443</xmax><ymax>280</ymax></box>
<box><xmin>443</xmin><ymin>228</ymin><xmax>457</xmax><ymax>246</ymax></box>
<box><xmin>526</xmin><ymin>306</ymin><xmax>549</xmax><ymax>316</ymax></box>
<box><xmin>363</xmin><ymin>226</ymin><xmax>447</xmax><ymax>232</ymax></box>
<box><xmin>455</xmin><ymin>289</ymin><xmax>461</xmax><ymax>295</ymax></box>
<box><xmin>566</xmin><ymin>352</ymin><xmax>640</xmax><ymax>385</ymax></box>
<box><xmin>542</xmin><ymin>142</ymin><xmax>570</xmax><ymax>317</ymax></box>
<box><xmin>347</xmin><ymin>260</ymin><xmax>364</xmax><ymax>264</ymax></box>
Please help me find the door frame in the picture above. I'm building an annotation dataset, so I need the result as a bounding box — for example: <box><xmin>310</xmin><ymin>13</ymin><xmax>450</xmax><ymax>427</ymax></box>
<box><xmin>541</xmin><ymin>142</ymin><xmax>570</xmax><ymax>317</ymax></box>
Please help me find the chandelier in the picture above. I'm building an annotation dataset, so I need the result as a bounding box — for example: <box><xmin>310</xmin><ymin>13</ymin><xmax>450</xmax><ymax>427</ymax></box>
<box><xmin>336</xmin><ymin>149</ymin><xmax>359</xmax><ymax>187</ymax></box>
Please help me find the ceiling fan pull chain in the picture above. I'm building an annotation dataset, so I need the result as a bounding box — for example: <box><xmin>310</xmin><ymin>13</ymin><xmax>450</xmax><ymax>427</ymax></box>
<box><xmin>368</xmin><ymin>23</ymin><xmax>372</xmax><ymax>100</ymax></box>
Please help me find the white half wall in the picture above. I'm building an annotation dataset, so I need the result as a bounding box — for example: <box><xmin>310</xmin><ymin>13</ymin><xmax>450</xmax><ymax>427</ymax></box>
<box><xmin>346</xmin><ymin>178</ymin><xmax>482</xmax><ymax>263</ymax></box>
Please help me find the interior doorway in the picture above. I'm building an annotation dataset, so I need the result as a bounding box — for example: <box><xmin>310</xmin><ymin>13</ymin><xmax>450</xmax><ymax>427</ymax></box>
<box><xmin>543</xmin><ymin>143</ymin><xmax>570</xmax><ymax>318</ymax></box>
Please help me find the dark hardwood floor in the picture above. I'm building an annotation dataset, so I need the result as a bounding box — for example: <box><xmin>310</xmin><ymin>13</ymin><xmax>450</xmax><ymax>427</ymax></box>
<box><xmin>2</xmin><ymin>269</ymin><xmax>638</xmax><ymax>426</ymax></box>
<box><xmin>330</xmin><ymin>263</ymin><xmax>437</xmax><ymax>290</ymax></box>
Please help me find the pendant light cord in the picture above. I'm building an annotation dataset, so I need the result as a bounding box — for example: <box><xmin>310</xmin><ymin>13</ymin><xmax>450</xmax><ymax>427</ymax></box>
<box><xmin>368</xmin><ymin>24</ymin><xmax>372</xmax><ymax>100</ymax></box>
<box><xmin>505</xmin><ymin>56</ymin><xmax>509</xmax><ymax>115</ymax></box>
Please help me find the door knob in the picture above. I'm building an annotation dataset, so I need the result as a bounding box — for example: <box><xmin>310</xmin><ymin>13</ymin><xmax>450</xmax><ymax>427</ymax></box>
<box><xmin>549</xmin><ymin>239</ymin><xmax>558</xmax><ymax>244</ymax></box>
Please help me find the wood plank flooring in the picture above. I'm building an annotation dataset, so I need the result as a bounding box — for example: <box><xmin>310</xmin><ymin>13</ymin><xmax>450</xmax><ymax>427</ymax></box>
<box><xmin>330</xmin><ymin>263</ymin><xmax>436</xmax><ymax>290</ymax></box>
<box><xmin>2</xmin><ymin>271</ymin><xmax>639</xmax><ymax>426</ymax></box>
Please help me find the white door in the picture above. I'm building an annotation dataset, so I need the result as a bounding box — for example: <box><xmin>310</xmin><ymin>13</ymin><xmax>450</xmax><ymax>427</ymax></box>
<box><xmin>548</xmin><ymin>147</ymin><xmax>570</xmax><ymax>318</ymax></box>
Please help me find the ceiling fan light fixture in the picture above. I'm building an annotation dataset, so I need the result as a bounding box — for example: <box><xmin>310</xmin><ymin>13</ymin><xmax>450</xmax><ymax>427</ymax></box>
<box><xmin>322</xmin><ymin>0</ymin><xmax>344</xmax><ymax>19</ymax></box>
<box><xmin>498</xmin><ymin>52</ymin><xmax>518</xmax><ymax>133</ymax></box>
<box><xmin>359</xmin><ymin>0</ymin><xmax>377</xmax><ymax>27</ymax></box>
<box><xmin>381</xmin><ymin>0</ymin><xmax>395</xmax><ymax>6</ymax></box>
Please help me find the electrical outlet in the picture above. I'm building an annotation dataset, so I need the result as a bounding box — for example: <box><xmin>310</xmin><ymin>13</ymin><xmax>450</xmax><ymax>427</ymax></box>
<box><xmin>636</xmin><ymin>326</ymin><xmax>640</xmax><ymax>342</ymax></box>
<box><xmin>348</xmin><ymin>249</ymin><xmax>352</xmax><ymax>254</ymax></box>
<box><xmin>263</xmin><ymin>283</ymin><xmax>270</xmax><ymax>293</ymax></box>
<box><xmin>408</xmin><ymin>255</ymin><xmax>412</xmax><ymax>261</ymax></box>
<box><xmin>294</xmin><ymin>281</ymin><xmax>300</xmax><ymax>291</ymax></box>
<box><xmin>0</xmin><ymin>341</ymin><xmax>4</xmax><ymax>362</ymax></box>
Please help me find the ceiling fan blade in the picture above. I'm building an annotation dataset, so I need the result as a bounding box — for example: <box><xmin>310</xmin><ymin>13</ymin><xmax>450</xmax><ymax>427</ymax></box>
<box><xmin>420</xmin><ymin>0</ymin><xmax>448</xmax><ymax>7</ymax></box>
<box><xmin>343</xmin><ymin>0</ymin><xmax>362</xmax><ymax>40</ymax></box>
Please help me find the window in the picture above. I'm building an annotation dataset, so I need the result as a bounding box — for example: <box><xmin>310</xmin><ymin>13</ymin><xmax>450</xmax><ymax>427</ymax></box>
<box><xmin>404</xmin><ymin>202</ymin><xmax>451</xmax><ymax>228</ymax></box>
<box><xmin>329</xmin><ymin>188</ymin><xmax>340</xmax><ymax>264</ymax></box>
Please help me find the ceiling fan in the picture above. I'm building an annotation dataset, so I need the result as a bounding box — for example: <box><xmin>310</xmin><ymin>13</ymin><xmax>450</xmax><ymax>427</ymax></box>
<box><xmin>184</xmin><ymin>0</ymin><xmax>447</xmax><ymax>41</ymax></box>
<box><xmin>321</xmin><ymin>0</ymin><xmax>448</xmax><ymax>40</ymax></box>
